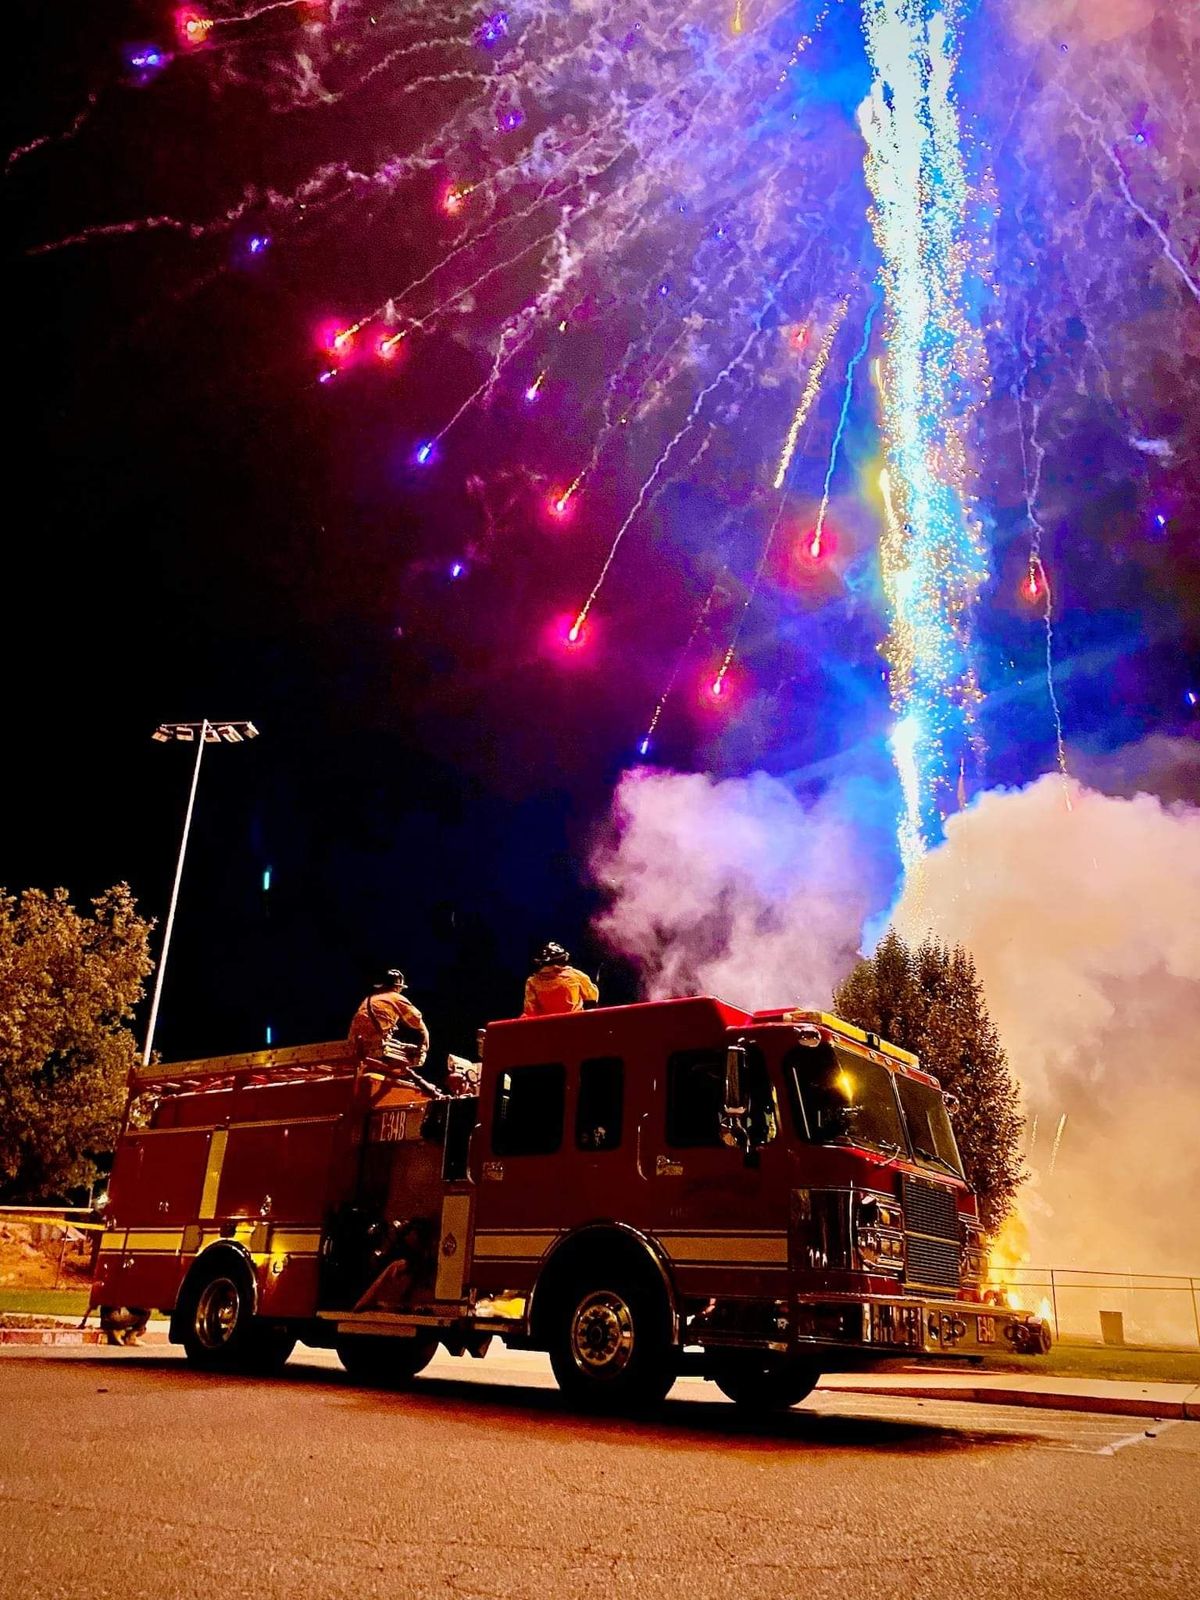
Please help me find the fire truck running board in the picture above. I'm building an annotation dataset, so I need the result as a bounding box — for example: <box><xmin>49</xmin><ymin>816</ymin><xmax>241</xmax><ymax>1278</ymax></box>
<box><xmin>317</xmin><ymin>1307</ymin><xmax>468</xmax><ymax>1334</ymax></box>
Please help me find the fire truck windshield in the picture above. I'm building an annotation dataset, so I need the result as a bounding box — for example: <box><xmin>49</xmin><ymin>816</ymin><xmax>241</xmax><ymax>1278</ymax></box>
<box><xmin>786</xmin><ymin>1046</ymin><xmax>906</xmax><ymax>1155</ymax></box>
<box><xmin>894</xmin><ymin>1073</ymin><xmax>964</xmax><ymax>1178</ymax></box>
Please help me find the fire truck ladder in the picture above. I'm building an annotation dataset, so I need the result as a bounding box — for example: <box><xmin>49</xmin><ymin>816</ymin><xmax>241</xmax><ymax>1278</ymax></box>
<box><xmin>127</xmin><ymin>1040</ymin><xmax>414</xmax><ymax>1098</ymax></box>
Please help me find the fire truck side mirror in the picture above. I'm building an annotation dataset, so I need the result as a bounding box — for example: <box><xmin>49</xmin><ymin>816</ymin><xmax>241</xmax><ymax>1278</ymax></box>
<box><xmin>720</xmin><ymin>1044</ymin><xmax>749</xmax><ymax>1151</ymax></box>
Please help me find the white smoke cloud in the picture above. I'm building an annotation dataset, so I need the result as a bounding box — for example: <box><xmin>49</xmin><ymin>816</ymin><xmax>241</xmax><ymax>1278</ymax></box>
<box><xmin>1004</xmin><ymin>0</ymin><xmax>1158</xmax><ymax>48</ymax></box>
<box><xmin>594</xmin><ymin>758</ymin><xmax>1200</xmax><ymax>1308</ymax></box>
<box><xmin>1129</xmin><ymin>436</ymin><xmax>1174</xmax><ymax>461</ymax></box>
<box><xmin>892</xmin><ymin>774</ymin><xmax>1200</xmax><ymax>1291</ymax></box>
<box><xmin>591</xmin><ymin>767</ymin><xmax>883</xmax><ymax>1011</ymax></box>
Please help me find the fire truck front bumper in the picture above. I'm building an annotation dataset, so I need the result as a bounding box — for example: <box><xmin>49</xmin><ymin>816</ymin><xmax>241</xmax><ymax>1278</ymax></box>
<box><xmin>787</xmin><ymin>1295</ymin><xmax>1053</xmax><ymax>1360</ymax></box>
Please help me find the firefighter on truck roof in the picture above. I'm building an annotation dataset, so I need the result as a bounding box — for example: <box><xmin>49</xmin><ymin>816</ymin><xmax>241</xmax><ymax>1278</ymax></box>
<box><xmin>348</xmin><ymin>968</ymin><xmax>430</xmax><ymax>1064</ymax></box>
<box><xmin>523</xmin><ymin>942</ymin><xmax>599</xmax><ymax>1017</ymax></box>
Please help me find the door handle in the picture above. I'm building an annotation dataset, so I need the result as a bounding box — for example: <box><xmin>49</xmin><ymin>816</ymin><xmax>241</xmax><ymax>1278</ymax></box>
<box><xmin>635</xmin><ymin>1112</ymin><xmax>648</xmax><ymax>1180</ymax></box>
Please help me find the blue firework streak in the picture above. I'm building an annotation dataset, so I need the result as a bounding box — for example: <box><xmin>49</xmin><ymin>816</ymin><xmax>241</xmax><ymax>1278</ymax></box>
<box><xmin>860</xmin><ymin>0</ymin><xmax>987</xmax><ymax>866</ymax></box>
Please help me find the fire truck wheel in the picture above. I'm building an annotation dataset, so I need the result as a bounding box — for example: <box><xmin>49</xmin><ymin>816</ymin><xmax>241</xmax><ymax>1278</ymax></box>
<box><xmin>243</xmin><ymin>1328</ymin><xmax>298</xmax><ymax>1374</ymax></box>
<box><xmin>179</xmin><ymin>1258</ymin><xmax>293</xmax><ymax>1373</ymax></box>
<box><xmin>711</xmin><ymin>1358</ymin><xmax>820</xmax><ymax>1413</ymax></box>
<box><xmin>335</xmin><ymin>1332</ymin><xmax>438</xmax><ymax>1386</ymax></box>
<box><xmin>548</xmin><ymin>1275</ymin><xmax>673</xmax><ymax>1411</ymax></box>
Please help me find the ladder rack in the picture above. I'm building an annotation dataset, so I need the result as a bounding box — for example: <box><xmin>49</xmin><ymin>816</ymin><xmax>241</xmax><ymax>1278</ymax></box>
<box><xmin>128</xmin><ymin>1040</ymin><xmax>395</xmax><ymax>1097</ymax></box>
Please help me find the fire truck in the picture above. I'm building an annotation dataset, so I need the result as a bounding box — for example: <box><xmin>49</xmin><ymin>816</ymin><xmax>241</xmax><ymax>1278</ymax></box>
<box><xmin>91</xmin><ymin>998</ymin><xmax>1050</xmax><ymax>1410</ymax></box>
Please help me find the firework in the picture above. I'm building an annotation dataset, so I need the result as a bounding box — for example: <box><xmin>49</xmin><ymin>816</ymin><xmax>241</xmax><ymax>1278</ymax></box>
<box><xmin>860</xmin><ymin>0</ymin><xmax>988</xmax><ymax>863</ymax></box>
<box><xmin>18</xmin><ymin>0</ymin><xmax>1198</xmax><ymax>830</ymax></box>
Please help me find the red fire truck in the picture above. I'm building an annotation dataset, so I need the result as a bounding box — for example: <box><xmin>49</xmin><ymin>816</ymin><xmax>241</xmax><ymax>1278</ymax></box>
<box><xmin>92</xmin><ymin>998</ymin><xmax>1050</xmax><ymax>1410</ymax></box>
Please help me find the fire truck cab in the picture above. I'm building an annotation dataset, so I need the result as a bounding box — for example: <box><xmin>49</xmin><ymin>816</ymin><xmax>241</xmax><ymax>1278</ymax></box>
<box><xmin>92</xmin><ymin>997</ymin><xmax>1050</xmax><ymax>1411</ymax></box>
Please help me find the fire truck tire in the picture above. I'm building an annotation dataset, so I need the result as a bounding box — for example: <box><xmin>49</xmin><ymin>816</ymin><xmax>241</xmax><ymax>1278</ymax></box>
<box><xmin>335</xmin><ymin>1333</ymin><xmax>438</xmax><ymax>1386</ymax></box>
<box><xmin>244</xmin><ymin>1328</ymin><xmax>298</xmax><ymax>1373</ymax></box>
<box><xmin>178</xmin><ymin>1257</ymin><xmax>295</xmax><ymax>1374</ymax></box>
<box><xmin>547</xmin><ymin>1274</ymin><xmax>674</xmax><ymax>1411</ymax></box>
<box><xmin>711</xmin><ymin>1358</ymin><xmax>820</xmax><ymax>1412</ymax></box>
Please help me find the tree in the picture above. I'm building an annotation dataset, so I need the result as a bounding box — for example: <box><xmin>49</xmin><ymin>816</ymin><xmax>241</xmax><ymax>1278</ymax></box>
<box><xmin>0</xmin><ymin>884</ymin><xmax>152</xmax><ymax>1201</ymax></box>
<box><xmin>834</xmin><ymin>930</ymin><xmax>1024</xmax><ymax>1234</ymax></box>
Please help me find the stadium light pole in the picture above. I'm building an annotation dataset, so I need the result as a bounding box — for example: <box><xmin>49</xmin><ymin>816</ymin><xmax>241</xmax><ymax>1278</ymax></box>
<box><xmin>142</xmin><ymin>719</ymin><xmax>259</xmax><ymax>1066</ymax></box>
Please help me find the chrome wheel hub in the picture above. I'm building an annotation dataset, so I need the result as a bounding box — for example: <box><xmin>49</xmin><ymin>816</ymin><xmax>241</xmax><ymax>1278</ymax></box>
<box><xmin>195</xmin><ymin>1277</ymin><xmax>240</xmax><ymax>1350</ymax></box>
<box><xmin>570</xmin><ymin>1290</ymin><xmax>635</xmax><ymax>1376</ymax></box>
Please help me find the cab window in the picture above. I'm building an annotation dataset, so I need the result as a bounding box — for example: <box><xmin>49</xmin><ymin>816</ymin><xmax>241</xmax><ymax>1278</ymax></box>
<box><xmin>492</xmin><ymin>1062</ymin><xmax>564</xmax><ymax>1157</ymax></box>
<box><xmin>666</xmin><ymin>1047</ymin><xmax>777</xmax><ymax>1148</ymax></box>
<box><xmin>666</xmin><ymin>1050</ymin><xmax>724</xmax><ymax>1146</ymax></box>
<box><xmin>576</xmin><ymin>1057</ymin><xmax>624</xmax><ymax>1151</ymax></box>
<box><xmin>787</xmin><ymin>1045</ymin><xmax>905</xmax><ymax>1154</ymax></box>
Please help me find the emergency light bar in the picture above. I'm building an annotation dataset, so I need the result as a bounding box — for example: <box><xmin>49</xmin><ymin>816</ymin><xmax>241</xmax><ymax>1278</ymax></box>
<box><xmin>750</xmin><ymin>1008</ymin><xmax>920</xmax><ymax>1069</ymax></box>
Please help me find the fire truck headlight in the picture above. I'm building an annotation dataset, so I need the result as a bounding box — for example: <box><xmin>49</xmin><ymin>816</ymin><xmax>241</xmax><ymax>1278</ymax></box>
<box><xmin>854</xmin><ymin>1193</ymin><xmax>904</xmax><ymax>1271</ymax></box>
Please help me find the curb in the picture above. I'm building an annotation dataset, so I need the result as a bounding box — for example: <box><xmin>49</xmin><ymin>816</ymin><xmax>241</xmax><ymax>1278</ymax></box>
<box><xmin>1</xmin><ymin>1336</ymin><xmax>1196</xmax><ymax>1419</ymax></box>
<box><xmin>826</xmin><ymin>1380</ymin><xmax>1197</xmax><ymax>1422</ymax></box>
<box><xmin>0</xmin><ymin>1327</ymin><xmax>107</xmax><ymax>1347</ymax></box>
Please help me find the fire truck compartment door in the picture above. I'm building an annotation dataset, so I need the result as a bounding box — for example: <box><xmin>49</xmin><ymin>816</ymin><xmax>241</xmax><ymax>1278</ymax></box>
<box><xmin>199</xmin><ymin>1130</ymin><xmax>229</xmax><ymax>1220</ymax></box>
<box><xmin>434</xmin><ymin>1192</ymin><xmax>473</xmax><ymax>1301</ymax></box>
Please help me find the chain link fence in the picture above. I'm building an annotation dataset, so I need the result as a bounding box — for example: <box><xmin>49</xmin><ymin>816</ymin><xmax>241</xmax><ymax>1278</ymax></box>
<box><xmin>991</xmin><ymin>1266</ymin><xmax>1200</xmax><ymax>1350</ymax></box>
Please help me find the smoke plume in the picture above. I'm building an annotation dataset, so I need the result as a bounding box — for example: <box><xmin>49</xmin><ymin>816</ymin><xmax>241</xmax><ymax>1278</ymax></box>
<box><xmin>892</xmin><ymin>772</ymin><xmax>1200</xmax><ymax>1291</ymax></box>
<box><xmin>594</xmin><ymin>754</ymin><xmax>1200</xmax><ymax>1310</ymax></box>
<box><xmin>591</xmin><ymin>768</ymin><xmax>883</xmax><ymax>1011</ymax></box>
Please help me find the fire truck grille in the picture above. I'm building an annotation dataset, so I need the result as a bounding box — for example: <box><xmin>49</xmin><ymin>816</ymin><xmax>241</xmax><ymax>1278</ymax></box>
<box><xmin>904</xmin><ymin>1235</ymin><xmax>961</xmax><ymax>1292</ymax></box>
<box><xmin>902</xmin><ymin>1177</ymin><xmax>961</xmax><ymax>1294</ymax></box>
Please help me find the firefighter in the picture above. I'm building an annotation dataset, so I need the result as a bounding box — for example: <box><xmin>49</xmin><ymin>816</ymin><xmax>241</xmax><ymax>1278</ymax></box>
<box><xmin>99</xmin><ymin>1306</ymin><xmax>150</xmax><ymax>1346</ymax></box>
<box><xmin>348</xmin><ymin>969</ymin><xmax>430</xmax><ymax>1064</ymax></box>
<box><xmin>523</xmin><ymin>942</ymin><xmax>599</xmax><ymax>1017</ymax></box>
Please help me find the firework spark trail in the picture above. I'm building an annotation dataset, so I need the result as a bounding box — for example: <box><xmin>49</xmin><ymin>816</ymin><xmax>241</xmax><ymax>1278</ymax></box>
<box><xmin>424</xmin><ymin>333</ymin><xmax>533</xmax><ymax>454</ymax></box>
<box><xmin>353</xmin><ymin>31</ymin><xmax>482</xmax><ymax>93</ymax></box>
<box><xmin>712</xmin><ymin>493</ymin><xmax>790</xmax><ymax>696</ymax></box>
<box><xmin>334</xmin><ymin>37</ymin><xmax>753</xmax><ymax>356</ymax></box>
<box><xmin>570</xmin><ymin>422</ymin><xmax>719</xmax><ymax>644</ymax></box>
<box><xmin>1106</xmin><ymin>145</ymin><xmax>1200</xmax><ymax>305</ymax></box>
<box><xmin>1054</xmin><ymin>92</ymin><xmax>1199</xmax><ymax>305</ymax></box>
<box><xmin>1013</xmin><ymin>359</ymin><xmax>1070</xmax><ymax>794</ymax></box>
<box><xmin>335</xmin><ymin>168</ymin><xmax>590</xmax><ymax>343</ymax></box>
<box><xmin>1036</xmin><ymin>563</ymin><xmax>1069</xmax><ymax>792</ymax></box>
<box><xmin>412</xmin><ymin>54</ymin><xmax>825</xmax><ymax>499</ymax></box>
<box><xmin>859</xmin><ymin>0</ymin><xmax>987</xmax><ymax>871</ymax></box>
<box><xmin>640</xmin><ymin>579</ymin><xmax>723</xmax><ymax>755</ymax></box>
<box><xmin>5</xmin><ymin>93</ymin><xmax>98</xmax><ymax>176</ymax></box>
<box><xmin>809</xmin><ymin>291</ymin><xmax>879</xmax><ymax>557</ymax></box>
<box><xmin>406</xmin><ymin>215</ymin><xmax>581</xmax><ymax>337</ymax></box>
<box><xmin>422</xmin><ymin>210</ymin><xmax>583</xmax><ymax>451</ymax></box>
<box><xmin>549</xmin><ymin>229</ymin><xmax>754</xmax><ymax>514</ymax></box>
<box><xmin>23</xmin><ymin>2</ymin><xmax>879</xmax><ymax>738</ymax></box>
<box><xmin>353</xmin><ymin>0</ymin><xmax>824</xmax><ymax>351</ymax></box>
<box><xmin>221</xmin><ymin>0</ymin><xmax>319</xmax><ymax>24</ymax></box>
<box><xmin>1048</xmin><ymin>1112</ymin><xmax>1068</xmax><ymax>1177</ymax></box>
<box><xmin>568</xmin><ymin>253</ymin><xmax>748</xmax><ymax>506</ymax></box>
<box><xmin>570</xmin><ymin>255</ymin><xmax>810</xmax><ymax>639</ymax></box>
<box><xmin>772</xmin><ymin>298</ymin><xmax>848</xmax><ymax>490</ymax></box>
<box><xmin>715</xmin><ymin>289</ymin><xmax>857</xmax><ymax>693</ymax></box>
<box><xmin>28</xmin><ymin>147</ymin><xmax>441</xmax><ymax>256</ymax></box>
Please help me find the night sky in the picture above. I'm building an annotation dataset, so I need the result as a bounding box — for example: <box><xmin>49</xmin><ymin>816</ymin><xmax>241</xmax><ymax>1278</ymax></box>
<box><xmin>5</xmin><ymin>2</ymin><xmax>1198</xmax><ymax>1066</ymax></box>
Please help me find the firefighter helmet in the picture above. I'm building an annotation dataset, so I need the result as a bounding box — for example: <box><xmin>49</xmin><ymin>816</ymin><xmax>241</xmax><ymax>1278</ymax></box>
<box><xmin>535</xmin><ymin>942</ymin><xmax>569</xmax><ymax>969</ymax></box>
<box><xmin>373</xmin><ymin>968</ymin><xmax>407</xmax><ymax>992</ymax></box>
